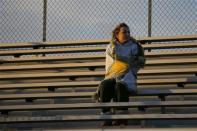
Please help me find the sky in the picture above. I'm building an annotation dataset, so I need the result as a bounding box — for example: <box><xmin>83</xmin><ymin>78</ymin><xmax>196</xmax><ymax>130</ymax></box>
<box><xmin>0</xmin><ymin>0</ymin><xmax>196</xmax><ymax>43</ymax></box>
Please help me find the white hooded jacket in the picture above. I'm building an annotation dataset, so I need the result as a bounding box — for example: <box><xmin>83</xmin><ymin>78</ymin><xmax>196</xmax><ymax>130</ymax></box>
<box><xmin>105</xmin><ymin>40</ymin><xmax>139</xmax><ymax>93</ymax></box>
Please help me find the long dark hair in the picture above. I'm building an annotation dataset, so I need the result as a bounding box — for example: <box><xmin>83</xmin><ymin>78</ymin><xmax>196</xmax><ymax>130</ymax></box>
<box><xmin>111</xmin><ymin>23</ymin><xmax>138</xmax><ymax>46</ymax></box>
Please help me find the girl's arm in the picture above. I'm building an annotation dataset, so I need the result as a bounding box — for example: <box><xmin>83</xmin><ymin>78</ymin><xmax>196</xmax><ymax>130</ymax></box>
<box><xmin>105</xmin><ymin>44</ymin><xmax>114</xmax><ymax>74</ymax></box>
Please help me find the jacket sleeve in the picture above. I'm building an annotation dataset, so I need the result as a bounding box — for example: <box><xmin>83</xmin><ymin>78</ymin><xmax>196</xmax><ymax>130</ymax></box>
<box><xmin>105</xmin><ymin>44</ymin><xmax>114</xmax><ymax>74</ymax></box>
<box><xmin>137</xmin><ymin>42</ymin><xmax>146</xmax><ymax>68</ymax></box>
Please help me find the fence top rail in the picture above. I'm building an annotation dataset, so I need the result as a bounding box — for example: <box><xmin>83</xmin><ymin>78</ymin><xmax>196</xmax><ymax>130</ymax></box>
<box><xmin>0</xmin><ymin>35</ymin><xmax>196</xmax><ymax>49</ymax></box>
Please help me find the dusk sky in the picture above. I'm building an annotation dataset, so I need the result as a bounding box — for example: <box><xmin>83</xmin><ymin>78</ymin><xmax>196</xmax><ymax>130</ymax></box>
<box><xmin>1</xmin><ymin>0</ymin><xmax>196</xmax><ymax>43</ymax></box>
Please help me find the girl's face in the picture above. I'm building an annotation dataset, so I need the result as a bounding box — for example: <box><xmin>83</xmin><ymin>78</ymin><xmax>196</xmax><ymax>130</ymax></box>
<box><xmin>116</xmin><ymin>27</ymin><xmax>130</xmax><ymax>44</ymax></box>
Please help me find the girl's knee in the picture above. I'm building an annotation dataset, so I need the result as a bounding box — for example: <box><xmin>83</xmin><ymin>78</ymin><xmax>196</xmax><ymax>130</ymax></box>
<box><xmin>115</xmin><ymin>82</ymin><xmax>128</xmax><ymax>91</ymax></box>
<box><xmin>100</xmin><ymin>79</ymin><xmax>115</xmax><ymax>88</ymax></box>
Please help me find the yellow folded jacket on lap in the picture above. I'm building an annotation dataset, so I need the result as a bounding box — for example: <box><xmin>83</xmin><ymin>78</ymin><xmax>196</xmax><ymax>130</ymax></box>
<box><xmin>105</xmin><ymin>60</ymin><xmax>129</xmax><ymax>79</ymax></box>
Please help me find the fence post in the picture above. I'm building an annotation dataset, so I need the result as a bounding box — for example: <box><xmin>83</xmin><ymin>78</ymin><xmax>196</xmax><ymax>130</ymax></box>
<box><xmin>43</xmin><ymin>0</ymin><xmax>47</xmax><ymax>42</ymax></box>
<box><xmin>148</xmin><ymin>0</ymin><xmax>152</xmax><ymax>52</ymax></box>
<box><xmin>148</xmin><ymin>0</ymin><xmax>152</xmax><ymax>37</ymax></box>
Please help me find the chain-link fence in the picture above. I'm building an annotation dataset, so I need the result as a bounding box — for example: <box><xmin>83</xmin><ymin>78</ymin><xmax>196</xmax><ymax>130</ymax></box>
<box><xmin>1</xmin><ymin>0</ymin><xmax>196</xmax><ymax>43</ymax></box>
<box><xmin>1</xmin><ymin>0</ymin><xmax>43</xmax><ymax>42</ymax></box>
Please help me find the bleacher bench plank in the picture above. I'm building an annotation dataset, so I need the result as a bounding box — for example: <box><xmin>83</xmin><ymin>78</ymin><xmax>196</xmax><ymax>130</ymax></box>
<box><xmin>146</xmin><ymin>51</ymin><xmax>197</xmax><ymax>58</ymax></box>
<box><xmin>1</xmin><ymin>114</ymin><xmax>197</xmax><ymax>124</ymax></box>
<box><xmin>0</xmin><ymin>54</ymin><xmax>105</xmax><ymax>63</ymax></box>
<box><xmin>0</xmin><ymin>45</ymin><xmax>195</xmax><ymax>57</ymax></box>
<box><xmin>1</xmin><ymin>58</ymin><xmax>197</xmax><ymax>71</ymax></box>
<box><xmin>142</xmin><ymin>42</ymin><xmax>197</xmax><ymax>49</ymax></box>
<box><xmin>0</xmin><ymin>77</ymin><xmax>196</xmax><ymax>90</ymax></box>
<box><xmin>140</xmin><ymin>35</ymin><xmax>197</xmax><ymax>42</ymax></box>
<box><xmin>1</xmin><ymin>50</ymin><xmax>197</xmax><ymax>64</ymax></box>
<box><xmin>0</xmin><ymin>46</ymin><xmax>106</xmax><ymax>56</ymax></box>
<box><xmin>0</xmin><ymin>39</ymin><xmax>109</xmax><ymax>49</ymax></box>
<box><xmin>1</xmin><ymin>42</ymin><xmax>197</xmax><ymax>49</ymax></box>
<box><xmin>0</xmin><ymin>89</ymin><xmax>197</xmax><ymax>100</ymax></box>
<box><xmin>1</xmin><ymin>101</ymin><xmax>197</xmax><ymax>112</ymax></box>
<box><xmin>0</xmin><ymin>68</ymin><xmax>196</xmax><ymax>80</ymax></box>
